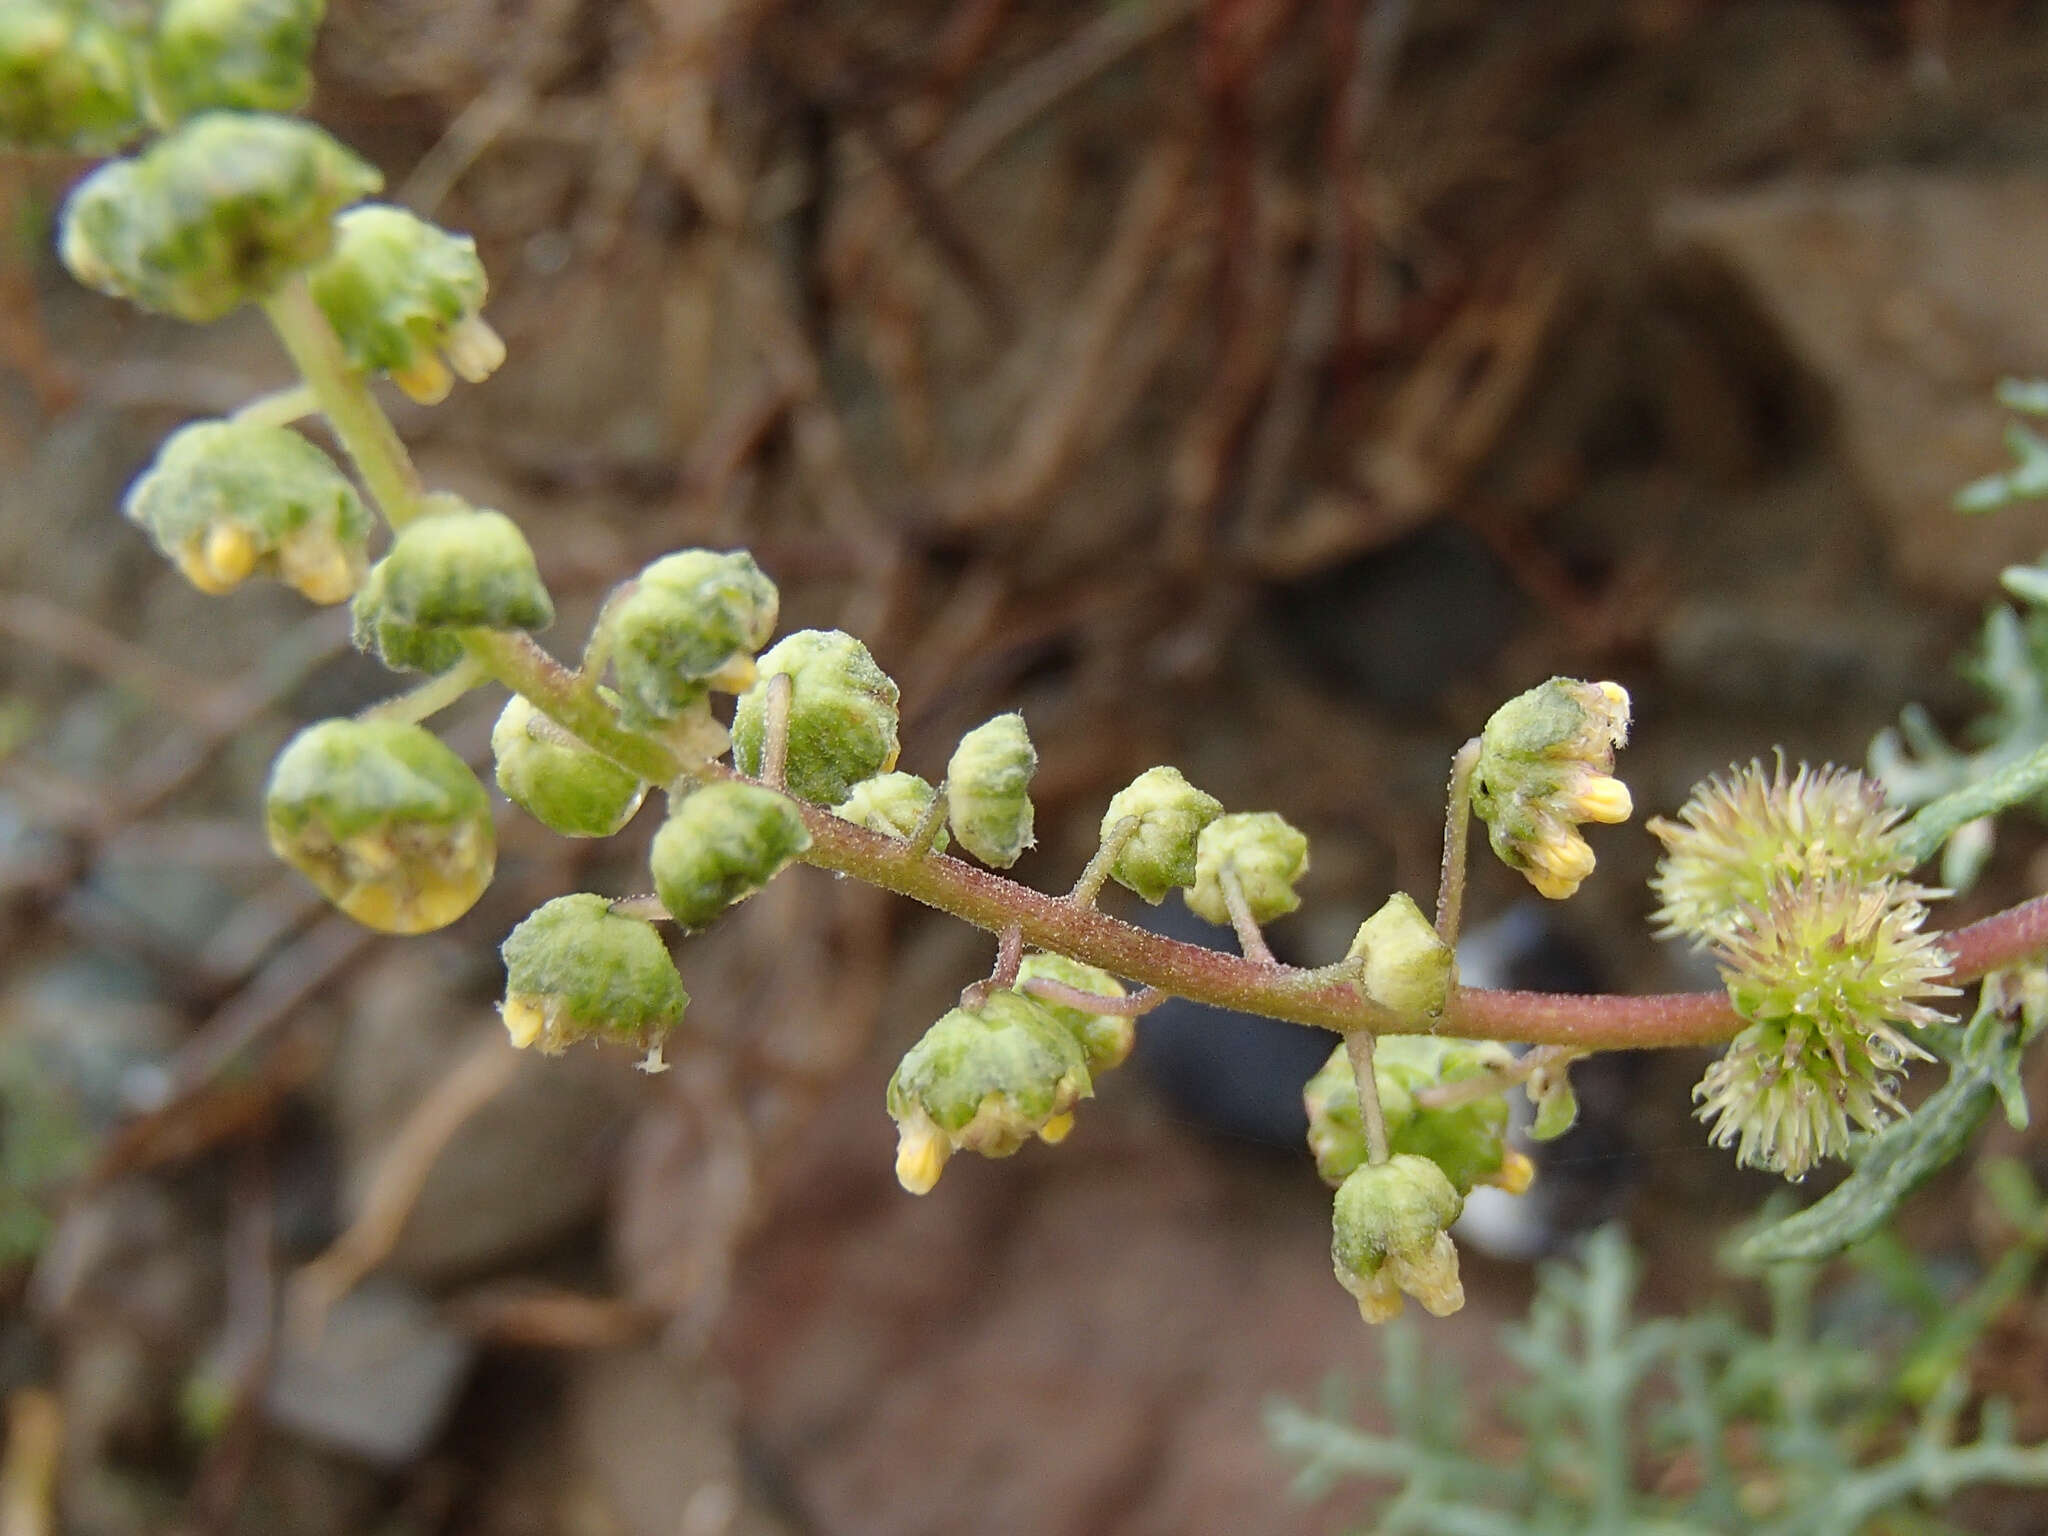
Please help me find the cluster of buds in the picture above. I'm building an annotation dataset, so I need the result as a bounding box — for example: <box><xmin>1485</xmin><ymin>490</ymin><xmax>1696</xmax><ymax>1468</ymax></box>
<box><xmin>1303</xmin><ymin>1034</ymin><xmax>1529</xmax><ymax>1200</ymax></box>
<box><xmin>498</xmin><ymin>894</ymin><xmax>687</xmax><ymax>1066</ymax></box>
<box><xmin>1469</xmin><ymin>678</ymin><xmax>1633</xmax><ymax>900</ymax></box>
<box><xmin>608</xmin><ymin>550</ymin><xmax>779</xmax><ymax>727</ymax></box>
<box><xmin>61</xmin><ymin>112</ymin><xmax>381</xmax><ymax>322</ymax></box>
<box><xmin>1650</xmin><ymin>760</ymin><xmax>1954</xmax><ymax>1178</ymax></box>
<box><xmin>3</xmin><ymin>0</ymin><xmax>322</xmax><ymax>156</ymax></box>
<box><xmin>263</xmin><ymin>718</ymin><xmax>495</xmax><ymax>935</ymax></box>
<box><xmin>124</xmin><ymin>419</ymin><xmax>371</xmax><ymax>602</ymax></box>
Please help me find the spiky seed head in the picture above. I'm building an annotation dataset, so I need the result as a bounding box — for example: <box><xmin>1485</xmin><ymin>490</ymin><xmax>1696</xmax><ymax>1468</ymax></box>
<box><xmin>731</xmin><ymin>630</ymin><xmax>901</xmax><ymax>806</ymax></box>
<box><xmin>1184</xmin><ymin>811</ymin><xmax>1310</xmax><ymax>927</ymax></box>
<box><xmin>1694</xmin><ymin>876</ymin><xmax>1953</xmax><ymax>1179</ymax></box>
<box><xmin>946</xmin><ymin>713</ymin><xmax>1037</xmax><ymax>869</ymax></box>
<box><xmin>498</xmin><ymin>894</ymin><xmax>687</xmax><ymax>1056</ymax></box>
<box><xmin>1649</xmin><ymin>759</ymin><xmax>1922</xmax><ymax>945</ymax></box>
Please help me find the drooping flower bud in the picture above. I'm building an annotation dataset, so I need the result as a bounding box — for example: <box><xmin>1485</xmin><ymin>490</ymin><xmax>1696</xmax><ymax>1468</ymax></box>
<box><xmin>1098</xmin><ymin>766</ymin><xmax>1223</xmax><ymax>904</ymax></box>
<box><xmin>59</xmin><ymin>112</ymin><xmax>380</xmax><ymax>323</ymax></box>
<box><xmin>1330</xmin><ymin>1154</ymin><xmax>1465</xmax><ymax>1324</ymax></box>
<box><xmin>1348</xmin><ymin>892</ymin><xmax>1455</xmax><ymax>1025</ymax></box>
<box><xmin>1526</xmin><ymin>1054</ymin><xmax>1580</xmax><ymax>1142</ymax></box>
<box><xmin>0</xmin><ymin>1</ymin><xmax>143</xmax><ymax>153</ymax></box>
<box><xmin>150</xmin><ymin>0</ymin><xmax>323</xmax><ymax>119</ymax></box>
<box><xmin>307</xmin><ymin>204</ymin><xmax>503</xmax><ymax>404</ymax></box>
<box><xmin>123</xmin><ymin>419</ymin><xmax>371</xmax><ymax>603</ymax></box>
<box><xmin>885</xmin><ymin>991</ymin><xmax>1093</xmax><ymax>1194</ymax></box>
<box><xmin>609</xmin><ymin>549</ymin><xmax>780</xmax><ymax>726</ymax></box>
<box><xmin>650</xmin><ymin>782</ymin><xmax>811</xmax><ymax>931</ymax></box>
<box><xmin>264</xmin><ymin>718</ymin><xmax>494</xmax><ymax>933</ymax></box>
<box><xmin>491</xmin><ymin>695</ymin><xmax>647</xmax><ymax>838</ymax></box>
<box><xmin>498</xmin><ymin>893</ymin><xmax>686</xmax><ymax>1057</ymax></box>
<box><xmin>1648</xmin><ymin>759</ymin><xmax>1918</xmax><ymax>945</ymax></box>
<box><xmin>731</xmin><ymin>630</ymin><xmax>900</xmax><ymax>805</ymax></box>
<box><xmin>946</xmin><ymin>713</ymin><xmax>1036</xmax><ymax>869</ymax></box>
<box><xmin>1695</xmin><ymin>875</ymin><xmax>1952</xmax><ymax>1179</ymax></box>
<box><xmin>1301</xmin><ymin>1035</ymin><xmax>1519</xmax><ymax>1194</ymax></box>
<box><xmin>364</xmin><ymin>499</ymin><xmax>552</xmax><ymax>632</ymax></box>
<box><xmin>834</xmin><ymin>771</ymin><xmax>946</xmax><ymax>851</ymax></box>
<box><xmin>1013</xmin><ymin>952</ymin><xmax>1133</xmax><ymax>1072</ymax></box>
<box><xmin>1469</xmin><ymin>678</ymin><xmax>1632</xmax><ymax>900</ymax></box>
<box><xmin>1184</xmin><ymin>810</ymin><xmax>1309</xmax><ymax>926</ymax></box>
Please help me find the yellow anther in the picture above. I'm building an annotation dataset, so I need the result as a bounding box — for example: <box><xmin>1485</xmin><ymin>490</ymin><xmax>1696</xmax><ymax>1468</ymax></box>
<box><xmin>392</xmin><ymin>352</ymin><xmax>454</xmax><ymax>405</ymax></box>
<box><xmin>500</xmin><ymin>995</ymin><xmax>546</xmax><ymax>1050</ymax></box>
<box><xmin>1037</xmin><ymin>1111</ymin><xmax>1075</xmax><ymax>1145</ymax></box>
<box><xmin>1488</xmin><ymin>1150</ymin><xmax>1537</xmax><ymax>1196</ymax></box>
<box><xmin>894</xmin><ymin>1120</ymin><xmax>951</xmax><ymax>1196</ymax></box>
<box><xmin>1572</xmin><ymin>774</ymin><xmax>1634</xmax><ymax>825</ymax></box>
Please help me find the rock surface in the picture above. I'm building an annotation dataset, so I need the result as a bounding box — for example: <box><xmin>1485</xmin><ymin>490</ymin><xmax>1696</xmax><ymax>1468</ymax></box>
<box><xmin>1659</xmin><ymin>174</ymin><xmax>2048</xmax><ymax>598</ymax></box>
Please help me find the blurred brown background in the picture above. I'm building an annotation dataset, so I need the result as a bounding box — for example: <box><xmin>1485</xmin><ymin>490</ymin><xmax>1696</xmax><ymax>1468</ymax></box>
<box><xmin>8</xmin><ymin>0</ymin><xmax>2048</xmax><ymax>1531</ymax></box>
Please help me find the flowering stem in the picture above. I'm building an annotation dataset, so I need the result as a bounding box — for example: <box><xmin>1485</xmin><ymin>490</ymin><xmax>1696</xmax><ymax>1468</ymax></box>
<box><xmin>260</xmin><ymin>274</ymin><xmax>2048</xmax><ymax>1056</ymax></box>
<box><xmin>1071</xmin><ymin>815</ymin><xmax>1139</xmax><ymax>907</ymax></box>
<box><xmin>260</xmin><ymin>280</ymin><xmax>426</xmax><ymax>527</ymax></box>
<box><xmin>1219</xmin><ymin>864</ymin><xmax>1276</xmax><ymax>966</ymax></box>
<box><xmin>1436</xmin><ymin>738</ymin><xmax>1479</xmax><ymax>944</ymax></box>
<box><xmin>357</xmin><ymin>656</ymin><xmax>485</xmax><ymax>725</ymax></box>
<box><xmin>1346</xmin><ymin>1032</ymin><xmax>1391</xmax><ymax>1165</ymax></box>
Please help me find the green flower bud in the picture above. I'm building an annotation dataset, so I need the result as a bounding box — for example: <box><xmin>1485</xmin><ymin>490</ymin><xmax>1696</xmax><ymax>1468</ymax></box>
<box><xmin>650</xmin><ymin>782</ymin><xmax>811</xmax><ymax>930</ymax></box>
<box><xmin>1013</xmin><ymin>952</ymin><xmax>1133</xmax><ymax>1072</ymax></box>
<box><xmin>150</xmin><ymin>0</ymin><xmax>322</xmax><ymax>119</ymax></box>
<box><xmin>264</xmin><ymin>718</ymin><xmax>494</xmax><ymax>934</ymax></box>
<box><xmin>491</xmin><ymin>696</ymin><xmax>646</xmax><ymax>838</ymax></box>
<box><xmin>946</xmin><ymin>713</ymin><xmax>1036</xmax><ymax>869</ymax></box>
<box><xmin>307</xmin><ymin>203</ymin><xmax>504</xmax><ymax>405</ymax></box>
<box><xmin>731</xmin><ymin>630</ymin><xmax>900</xmax><ymax>805</ymax></box>
<box><xmin>834</xmin><ymin>771</ymin><xmax>946</xmax><ymax>852</ymax></box>
<box><xmin>609</xmin><ymin>550</ymin><xmax>780</xmax><ymax>725</ymax></box>
<box><xmin>1301</xmin><ymin>1035</ymin><xmax>1520</xmax><ymax>1194</ymax></box>
<box><xmin>1348</xmin><ymin>892</ymin><xmax>1455</xmax><ymax>1025</ymax></box>
<box><xmin>1099</xmin><ymin>766</ymin><xmax>1223</xmax><ymax>904</ymax></box>
<box><xmin>1526</xmin><ymin>1054</ymin><xmax>1579</xmax><ymax>1142</ymax></box>
<box><xmin>1183</xmin><ymin>810</ymin><xmax>1309</xmax><ymax>926</ymax></box>
<box><xmin>1470</xmin><ymin>678</ymin><xmax>1632</xmax><ymax>900</ymax></box>
<box><xmin>498</xmin><ymin>894</ymin><xmax>686</xmax><ymax>1058</ymax></box>
<box><xmin>59</xmin><ymin>112</ymin><xmax>381</xmax><ymax>323</ymax></box>
<box><xmin>1331</xmin><ymin>1153</ymin><xmax>1465</xmax><ymax>1323</ymax></box>
<box><xmin>365</xmin><ymin>499</ymin><xmax>552</xmax><ymax>632</ymax></box>
<box><xmin>0</xmin><ymin>1</ymin><xmax>143</xmax><ymax>153</ymax></box>
<box><xmin>123</xmin><ymin>418</ymin><xmax>371</xmax><ymax>603</ymax></box>
<box><xmin>886</xmin><ymin>991</ymin><xmax>1093</xmax><ymax>1194</ymax></box>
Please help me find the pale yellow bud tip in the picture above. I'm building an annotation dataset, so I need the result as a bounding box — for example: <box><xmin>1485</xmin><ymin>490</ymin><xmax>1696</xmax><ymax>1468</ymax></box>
<box><xmin>1037</xmin><ymin>1111</ymin><xmax>1075</xmax><ymax>1145</ymax></box>
<box><xmin>1572</xmin><ymin>775</ymin><xmax>1633</xmax><ymax>825</ymax></box>
<box><xmin>1487</xmin><ymin>1150</ymin><xmax>1536</xmax><ymax>1196</ymax></box>
<box><xmin>500</xmin><ymin>995</ymin><xmax>546</xmax><ymax>1050</ymax></box>
<box><xmin>1354</xmin><ymin>1277</ymin><xmax>1405</xmax><ymax>1325</ymax></box>
<box><xmin>1391</xmin><ymin>1231</ymin><xmax>1466</xmax><ymax>1317</ymax></box>
<box><xmin>1597</xmin><ymin>681</ymin><xmax>1629</xmax><ymax>711</ymax></box>
<box><xmin>393</xmin><ymin>353</ymin><xmax>455</xmax><ymax>405</ymax></box>
<box><xmin>445</xmin><ymin>315</ymin><xmax>508</xmax><ymax>383</ymax></box>
<box><xmin>1528</xmin><ymin>832</ymin><xmax>1596</xmax><ymax>886</ymax></box>
<box><xmin>278</xmin><ymin>532</ymin><xmax>359</xmax><ymax>605</ymax></box>
<box><xmin>176</xmin><ymin>524</ymin><xmax>259</xmax><ymax>593</ymax></box>
<box><xmin>895</xmin><ymin>1121</ymin><xmax>951</xmax><ymax>1195</ymax></box>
